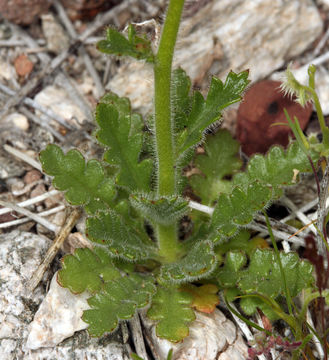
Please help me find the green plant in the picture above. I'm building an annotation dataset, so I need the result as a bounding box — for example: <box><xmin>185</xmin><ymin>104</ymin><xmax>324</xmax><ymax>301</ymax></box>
<box><xmin>40</xmin><ymin>0</ymin><xmax>329</xmax><ymax>356</ymax></box>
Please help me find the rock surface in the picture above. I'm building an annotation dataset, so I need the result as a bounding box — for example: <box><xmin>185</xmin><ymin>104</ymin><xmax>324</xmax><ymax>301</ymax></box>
<box><xmin>108</xmin><ymin>0</ymin><xmax>322</xmax><ymax>117</ymax></box>
<box><xmin>26</xmin><ymin>272</ymin><xmax>90</xmax><ymax>349</ymax></box>
<box><xmin>0</xmin><ymin>231</ymin><xmax>129</xmax><ymax>360</ymax></box>
<box><xmin>0</xmin><ymin>231</ymin><xmax>51</xmax><ymax>359</ymax></box>
<box><xmin>34</xmin><ymin>85</ymin><xmax>88</xmax><ymax>126</ymax></box>
<box><xmin>26</xmin><ymin>269</ymin><xmax>248</xmax><ymax>359</ymax></box>
<box><xmin>141</xmin><ymin>308</ymin><xmax>248</xmax><ymax>360</ymax></box>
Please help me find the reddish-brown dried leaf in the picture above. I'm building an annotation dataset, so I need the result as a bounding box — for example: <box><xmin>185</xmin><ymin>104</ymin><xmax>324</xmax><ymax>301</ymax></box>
<box><xmin>180</xmin><ymin>283</ymin><xmax>220</xmax><ymax>313</ymax></box>
<box><xmin>237</xmin><ymin>80</ymin><xmax>312</xmax><ymax>156</ymax></box>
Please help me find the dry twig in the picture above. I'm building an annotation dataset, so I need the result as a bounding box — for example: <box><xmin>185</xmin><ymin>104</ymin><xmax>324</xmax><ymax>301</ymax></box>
<box><xmin>3</xmin><ymin>144</ymin><xmax>41</xmax><ymax>170</ymax></box>
<box><xmin>27</xmin><ymin>207</ymin><xmax>82</xmax><ymax>292</ymax></box>
<box><xmin>316</xmin><ymin>159</ymin><xmax>329</xmax><ymax>259</ymax></box>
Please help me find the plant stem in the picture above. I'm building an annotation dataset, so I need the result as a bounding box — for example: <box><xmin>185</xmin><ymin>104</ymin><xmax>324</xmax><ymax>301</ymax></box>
<box><xmin>153</xmin><ymin>0</ymin><xmax>185</xmax><ymax>262</ymax></box>
<box><xmin>157</xmin><ymin>224</ymin><xmax>181</xmax><ymax>263</ymax></box>
<box><xmin>154</xmin><ymin>0</ymin><xmax>185</xmax><ymax>196</ymax></box>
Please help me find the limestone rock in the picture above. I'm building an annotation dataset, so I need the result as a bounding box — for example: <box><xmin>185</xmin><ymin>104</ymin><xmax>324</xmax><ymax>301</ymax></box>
<box><xmin>26</xmin><ymin>272</ymin><xmax>90</xmax><ymax>349</ymax></box>
<box><xmin>108</xmin><ymin>0</ymin><xmax>322</xmax><ymax>117</ymax></box>
<box><xmin>34</xmin><ymin>85</ymin><xmax>87</xmax><ymax>125</ymax></box>
<box><xmin>141</xmin><ymin>308</ymin><xmax>248</xmax><ymax>360</ymax></box>
<box><xmin>0</xmin><ymin>231</ymin><xmax>129</xmax><ymax>359</ymax></box>
<box><xmin>0</xmin><ymin>231</ymin><xmax>52</xmax><ymax>359</ymax></box>
<box><xmin>41</xmin><ymin>14</ymin><xmax>70</xmax><ymax>54</ymax></box>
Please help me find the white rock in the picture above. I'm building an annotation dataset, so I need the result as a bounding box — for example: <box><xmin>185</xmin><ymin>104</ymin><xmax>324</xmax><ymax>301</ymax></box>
<box><xmin>41</xmin><ymin>14</ymin><xmax>70</xmax><ymax>54</ymax></box>
<box><xmin>0</xmin><ymin>231</ymin><xmax>52</xmax><ymax>358</ymax></box>
<box><xmin>108</xmin><ymin>0</ymin><xmax>322</xmax><ymax>116</ymax></box>
<box><xmin>177</xmin><ymin>0</ymin><xmax>322</xmax><ymax>83</ymax></box>
<box><xmin>0</xmin><ymin>231</ymin><xmax>129</xmax><ymax>359</ymax></box>
<box><xmin>141</xmin><ymin>308</ymin><xmax>248</xmax><ymax>360</ymax></box>
<box><xmin>0</xmin><ymin>59</ymin><xmax>15</xmax><ymax>81</ymax></box>
<box><xmin>4</xmin><ymin>112</ymin><xmax>29</xmax><ymax>131</ymax></box>
<box><xmin>317</xmin><ymin>0</ymin><xmax>329</xmax><ymax>7</ymax></box>
<box><xmin>34</xmin><ymin>85</ymin><xmax>87</xmax><ymax>125</ymax></box>
<box><xmin>26</xmin><ymin>272</ymin><xmax>90</xmax><ymax>350</ymax></box>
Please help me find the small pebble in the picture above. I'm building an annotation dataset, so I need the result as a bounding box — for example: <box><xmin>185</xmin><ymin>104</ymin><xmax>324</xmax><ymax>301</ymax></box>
<box><xmin>23</xmin><ymin>170</ymin><xmax>42</xmax><ymax>185</ymax></box>
<box><xmin>30</xmin><ymin>183</ymin><xmax>46</xmax><ymax>200</ymax></box>
<box><xmin>4</xmin><ymin>113</ymin><xmax>29</xmax><ymax>131</ymax></box>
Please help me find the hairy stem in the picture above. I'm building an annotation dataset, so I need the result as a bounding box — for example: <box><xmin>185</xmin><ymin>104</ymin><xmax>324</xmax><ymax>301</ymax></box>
<box><xmin>153</xmin><ymin>0</ymin><xmax>185</xmax><ymax>262</ymax></box>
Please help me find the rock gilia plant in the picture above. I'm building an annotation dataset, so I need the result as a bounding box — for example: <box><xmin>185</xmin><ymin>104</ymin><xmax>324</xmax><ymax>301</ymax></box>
<box><xmin>39</xmin><ymin>0</ymin><xmax>329</xmax><ymax>353</ymax></box>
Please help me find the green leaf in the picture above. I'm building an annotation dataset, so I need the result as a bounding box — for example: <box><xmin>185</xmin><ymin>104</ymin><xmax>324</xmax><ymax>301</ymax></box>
<box><xmin>216</xmin><ymin>250</ymin><xmax>247</xmax><ymax>288</ymax></box>
<box><xmin>160</xmin><ymin>241</ymin><xmax>217</xmax><ymax>284</ymax></box>
<box><xmin>210</xmin><ymin>181</ymin><xmax>271</xmax><ymax>239</ymax></box>
<box><xmin>57</xmin><ymin>247</ymin><xmax>121</xmax><ymax>294</ymax></box>
<box><xmin>97</xmin><ymin>25</ymin><xmax>154</xmax><ymax>63</ymax></box>
<box><xmin>39</xmin><ymin>144</ymin><xmax>116</xmax><ymax>213</ymax></box>
<box><xmin>83</xmin><ymin>273</ymin><xmax>156</xmax><ymax>337</ymax></box>
<box><xmin>189</xmin><ymin>130</ymin><xmax>242</xmax><ymax>205</ymax></box>
<box><xmin>208</xmin><ymin>141</ymin><xmax>319</xmax><ymax>241</ymax></box>
<box><xmin>239</xmin><ymin>296</ymin><xmax>278</xmax><ymax>321</ymax></box>
<box><xmin>176</xmin><ymin>70</ymin><xmax>250</xmax><ymax>157</ymax></box>
<box><xmin>238</xmin><ymin>249</ymin><xmax>314</xmax><ymax>298</ymax></box>
<box><xmin>171</xmin><ymin>68</ymin><xmax>191</xmax><ymax>133</ymax></box>
<box><xmin>86</xmin><ymin>210</ymin><xmax>156</xmax><ymax>261</ymax></box>
<box><xmin>95</xmin><ymin>92</ymin><xmax>153</xmax><ymax>192</ymax></box>
<box><xmin>147</xmin><ymin>286</ymin><xmax>195</xmax><ymax>342</ymax></box>
<box><xmin>215</xmin><ymin>230</ymin><xmax>269</xmax><ymax>256</ymax></box>
<box><xmin>130</xmin><ymin>193</ymin><xmax>189</xmax><ymax>225</ymax></box>
<box><xmin>234</xmin><ymin>142</ymin><xmax>318</xmax><ymax>198</ymax></box>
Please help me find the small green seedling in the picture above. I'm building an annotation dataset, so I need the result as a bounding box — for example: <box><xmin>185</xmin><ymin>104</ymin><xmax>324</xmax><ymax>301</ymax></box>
<box><xmin>40</xmin><ymin>0</ymin><xmax>329</xmax><ymax>356</ymax></box>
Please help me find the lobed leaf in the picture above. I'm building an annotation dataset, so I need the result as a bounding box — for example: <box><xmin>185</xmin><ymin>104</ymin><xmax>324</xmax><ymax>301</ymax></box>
<box><xmin>216</xmin><ymin>248</ymin><xmax>314</xmax><ymax>318</ymax></box>
<box><xmin>97</xmin><ymin>25</ymin><xmax>154</xmax><ymax>63</ymax></box>
<box><xmin>160</xmin><ymin>241</ymin><xmax>217</xmax><ymax>284</ymax></box>
<box><xmin>147</xmin><ymin>286</ymin><xmax>195</xmax><ymax>342</ymax></box>
<box><xmin>95</xmin><ymin>92</ymin><xmax>153</xmax><ymax>192</ymax></box>
<box><xmin>180</xmin><ymin>283</ymin><xmax>220</xmax><ymax>313</ymax></box>
<box><xmin>39</xmin><ymin>144</ymin><xmax>116</xmax><ymax>213</ymax></box>
<box><xmin>86</xmin><ymin>210</ymin><xmax>156</xmax><ymax>261</ymax></box>
<box><xmin>57</xmin><ymin>247</ymin><xmax>121</xmax><ymax>294</ymax></box>
<box><xmin>239</xmin><ymin>296</ymin><xmax>278</xmax><ymax>321</ymax></box>
<box><xmin>176</xmin><ymin>70</ymin><xmax>250</xmax><ymax>158</ymax></box>
<box><xmin>210</xmin><ymin>181</ymin><xmax>271</xmax><ymax>239</ymax></box>
<box><xmin>83</xmin><ymin>273</ymin><xmax>156</xmax><ymax>337</ymax></box>
<box><xmin>130</xmin><ymin>193</ymin><xmax>189</xmax><ymax>225</ymax></box>
<box><xmin>216</xmin><ymin>250</ymin><xmax>247</xmax><ymax>288</ymax></box>
<box><xmin>238</xmin><ymin>249</ymin><xmax>314</xmax><ymax>298</ymax></box>
<box><xmin>233</xmin><ymin>142</ymin><xmax>319</xmax><ymax>198</ymax></box>
<box><xmin>189</xmin><ymin>130</ymin><xmax>242</xmax><ymax>205</ymax></box>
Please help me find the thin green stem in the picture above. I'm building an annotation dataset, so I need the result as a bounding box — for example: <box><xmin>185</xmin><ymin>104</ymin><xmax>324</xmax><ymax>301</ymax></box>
<box><xmin>153</xmin><ymin>0</ymin><xmax>185</xmax><ymax>262</ymax></box>
<box><xmin>263</xmin><ymin>211</ymin><xmax>294</xmax><ymax>316</ymax></box>
<box><xmin>304</xmin><ymin>83</ymin><xmax>329</xmax><ymax>147</ymax></box>
<box><xmin>154</xmin><ymin>0</ymin><xmax>185</xmax><ymax>196</ymax></box>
